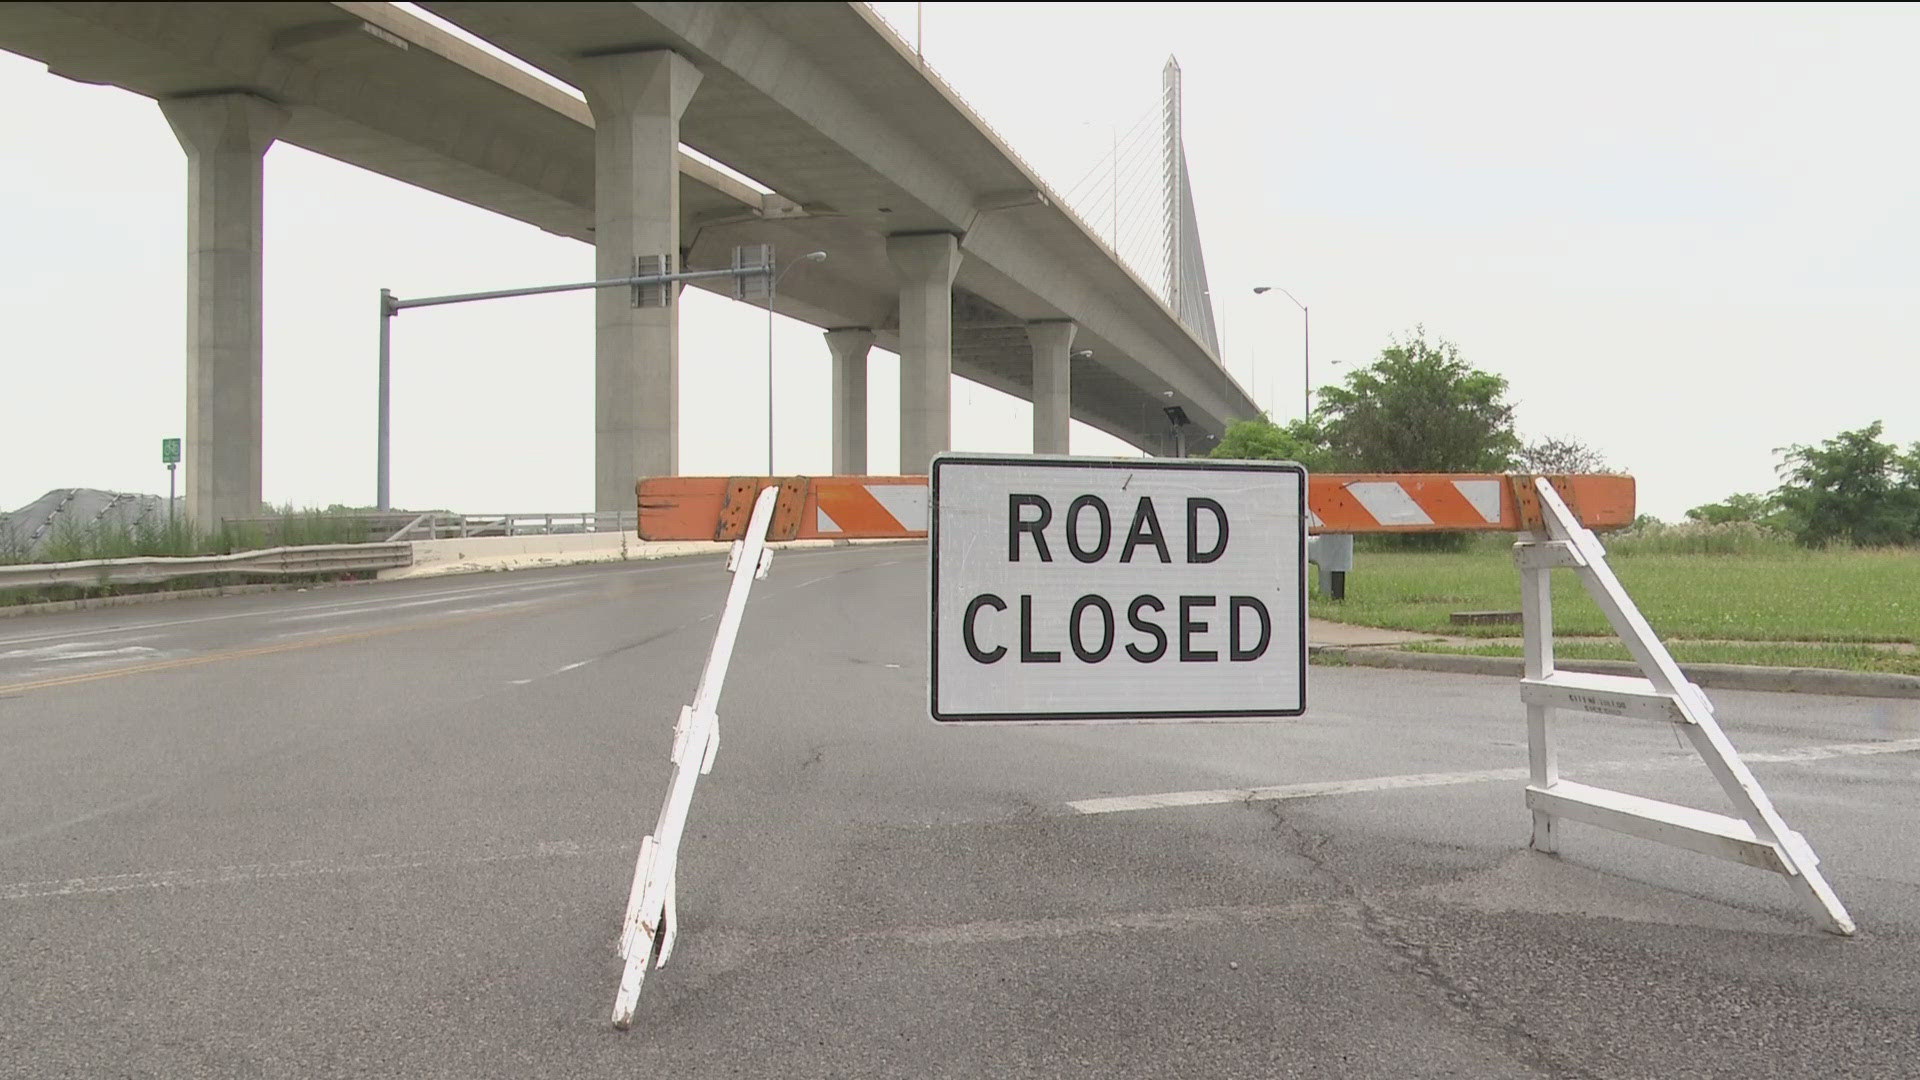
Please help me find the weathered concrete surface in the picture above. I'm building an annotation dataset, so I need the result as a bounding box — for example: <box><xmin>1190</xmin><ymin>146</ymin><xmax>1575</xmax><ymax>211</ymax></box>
<box><xmin>576</xmin><ymin>50</ymin><xmax>702</xmax><ymax>511</ymax></box>
<box><xmin>1025</xmin><ymin>320</ymin><xmax>1076</xmax><ymax>454</ymax></box>
<box><xmin>824</xmin><ymin>328</ymin><xmax>874</xmax><ymax>475</ymax></box>
<box><xmin>887</xmin><ymin>232</ymin><xmax>961</xmax><ymax>473</ymax></box>
<box><xmin>160</xmin><ymin>92</ymin><xmax>287</xmax><ymax>527</ymax></box>
<box><xmin>381</xmin><ymin>533</ymin><xmax>904</xmax><ymax>581</ymax></box>
<box><xmin>2</xmin><ymin>548</ymin><xmax>1916</xmax><ymax>1077</ymax></box>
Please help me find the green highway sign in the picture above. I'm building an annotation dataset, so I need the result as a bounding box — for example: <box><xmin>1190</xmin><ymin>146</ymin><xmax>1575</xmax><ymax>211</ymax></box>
<box><xmin>161</xmin><ymin>437</ymin><xmax>181</xmax><ymax>465</ymax></box>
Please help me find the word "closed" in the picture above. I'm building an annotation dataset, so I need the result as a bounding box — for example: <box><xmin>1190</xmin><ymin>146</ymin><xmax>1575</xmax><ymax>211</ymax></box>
<box><xmin>960</xmin><ymin>492</ymin><xmax>1271</xmax><ymax>666</ymax></box>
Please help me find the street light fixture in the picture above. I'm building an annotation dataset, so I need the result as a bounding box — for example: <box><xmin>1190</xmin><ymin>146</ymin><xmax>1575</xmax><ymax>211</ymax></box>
<box><xmin>1253</xmin><ymin>285</ymin><xmax>1311</xmax><ymax>421</ymax></box>
<box><xmin>1163</xmin><ymin>402</ymin><xmax>1191</xmax><ymax>458</ymax></box>
<box><xmin>766</xmin><ymin>250</ymin><xmax>828</xmax><ymax>474</ymax></box>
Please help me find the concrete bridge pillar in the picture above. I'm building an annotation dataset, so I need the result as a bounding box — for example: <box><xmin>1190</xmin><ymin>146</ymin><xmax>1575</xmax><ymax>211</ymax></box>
<box><xmin>824</xmin><ymin>328</ymin><xmax>874</xmax><ymax>474</ymax></box>
<box><xmin>885</xmin><ymin>233</ymin><xmax>960</xmax><ymax>475</ymax></box>
<box><xmin>577</xmin><ymin>50</ymin><xmax>702</xmax><ymax>511</ymax></box>
<box><xmin>159</xmin><ymin>92</ymin><xmax>288</xmax><ymax>529</ymax></box>
<box><xmin>1025</xmin><ymin>321</ymin><xmax>1076</xmax><ymax>455</ymax></box>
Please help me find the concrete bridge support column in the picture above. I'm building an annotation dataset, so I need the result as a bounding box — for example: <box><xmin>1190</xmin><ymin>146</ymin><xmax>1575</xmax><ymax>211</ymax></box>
<box><xmin>577</xmin><ymin>50</ymin><xmax>702</xmax><ymax>511</ymax></box>
<box><xmin>1025</xmin><ymin>321</ymin><xmax>1076</xmax><ymax>455</ymax></box>
<box><xmin>824</xmin><ymin>328</ymin><xmax>874</xmax><ymax>474</ymax></box>
<box><xmin>159</xmin><ymin>93</ymin><xmax>287</xmax><ymax>529</ymax></box>
<box><xmin>886</xmin><ymin>233</ymin><xmax>960</xmax><ymax>475</ymax></box>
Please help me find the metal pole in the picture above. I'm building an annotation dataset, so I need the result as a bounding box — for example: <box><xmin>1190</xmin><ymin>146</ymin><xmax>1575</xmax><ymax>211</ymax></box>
<box><xmin>1251</xmin><ymin>342</ymin><xmax>1260</xmax><ymax>416</ymax></box>
<box><xmin>374</xmin><ymin>263</ymin><xmax>770</xmax><ymax>511</ymax></box>
<box><xmin>761</xmin><ymin>252</ymin><xmax>827</xmax><ymax>474</ymax></box>
<box><xmin>167</xmin><ymin>464</ymin><xmax>176</xmax><ymax>526</ymax></box>
<box><xmin>1262</xmin><ymin>288</ymin><xmax>1310</xmax><ymax>423</ymax></box>
<box><xmin>390</xmin><ymin>267</ymin><xmax>755</xmax><ymax>313</ymax></box>
<box><xmin>1302</xmin><ymin>304</ymin><xmax>1311</xmax><ymax>421</ymax></box>
<box><xmin>760</xmin><ymin>263</ymin><xmax>768</xmax><ymax>470</ymax></box>
<box><xmin>378</xmin><ymin>288</ymin><xmax>393</xmax><ymax>512</ymax></box>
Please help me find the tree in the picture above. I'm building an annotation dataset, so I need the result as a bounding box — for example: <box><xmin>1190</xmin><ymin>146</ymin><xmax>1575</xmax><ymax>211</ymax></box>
<box><xmin>1315</xmin><ymin>327</ymin><xmax>1520</xmax><ymax>473</ymax></box>
<box><xmin>1685</xmin><ymin>491</ymin><xmax>1779</xmax><ymax>526</ymax></box>
<box><xmin>1517</xmin><ymin>435</ymin><xmax>1613</xmax><ymax>474</ymax></box>
<box><xmin>1210</xmin><ymin>415</ymin><xmax>1336</xmax><ymax>471</ymax></box>
<box><xmin>1770</xmin><ymin>421</ymin><xmax>1920</xmax><ymax>547</ymax></box>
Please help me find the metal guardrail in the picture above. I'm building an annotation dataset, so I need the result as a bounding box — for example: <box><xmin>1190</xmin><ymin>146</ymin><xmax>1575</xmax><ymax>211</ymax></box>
<box><xmin>387</xmin><ymin>512</ymin><xmax>638</xmax><ymax>541</ymax></box>
<box><xmin>0</xmin><ymin>543</ymin><xmax>413</xmax><ymax>592</ymax></box>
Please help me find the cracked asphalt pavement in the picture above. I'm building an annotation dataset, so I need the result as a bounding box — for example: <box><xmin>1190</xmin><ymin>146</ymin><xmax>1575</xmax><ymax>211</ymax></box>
<box><xmin>3</xmin><ymin>544</ymin><xmax>1917</xmax><ymax>1077</ymax></box>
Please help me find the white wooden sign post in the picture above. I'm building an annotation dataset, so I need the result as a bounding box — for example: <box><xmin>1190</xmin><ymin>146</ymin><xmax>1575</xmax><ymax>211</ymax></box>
<box><xmin>1515</xmin><ymin>478</ymin><xmax>1853</xmax><ymax>934</ymax></box>
<box><xmin>611</xmin><ymin>486</ymin><xmax>781</xmax><ymax>1029</ymax></box>
<box><xmin>930</xmin><ymin>455</ymin><xmax>1307</xmax><ymax>722</ymax></box>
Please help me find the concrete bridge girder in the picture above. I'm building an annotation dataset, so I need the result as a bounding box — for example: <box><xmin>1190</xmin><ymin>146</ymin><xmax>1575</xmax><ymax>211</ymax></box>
<box><xmin>1</xmin><ymin>0</ymin><xmax>1257</xmax><ymax>518</ymax></box>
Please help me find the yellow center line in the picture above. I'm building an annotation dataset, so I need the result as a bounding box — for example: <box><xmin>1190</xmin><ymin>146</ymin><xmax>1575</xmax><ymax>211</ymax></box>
<box><xmin>0</xmin><ymin>575</ymin><xmax>714</xmax><ymax>697</ymax></box>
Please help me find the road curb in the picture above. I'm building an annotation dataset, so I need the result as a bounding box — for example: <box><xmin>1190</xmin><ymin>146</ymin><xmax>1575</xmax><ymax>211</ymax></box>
<box><xmin>1</xmin><ymin>537</ymin><xmax>926</xmax><ymax>616</ymax></box>
<box><xmin>0</xmin><ymin>579</ymin><xmax>379</xmax><ymax>618</ymax></box>
<box><xmin>1310</xmin><ymin>645</ymin><xmax>1920</xmax><ymax>700</ymax></box>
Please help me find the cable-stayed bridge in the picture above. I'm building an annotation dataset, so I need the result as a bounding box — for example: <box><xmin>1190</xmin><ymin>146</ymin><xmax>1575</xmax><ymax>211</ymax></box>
<box><xmin>0</xmin><ymin>2</ymin><xmax>1253</xmax><ymax>520</ymax></box>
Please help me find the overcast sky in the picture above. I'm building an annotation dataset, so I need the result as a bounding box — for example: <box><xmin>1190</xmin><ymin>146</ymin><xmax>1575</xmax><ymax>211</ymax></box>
<box><xmin>3</xmin><ymin>2</ymin><xmax>1915</xmax><ymax>521</ymax></box>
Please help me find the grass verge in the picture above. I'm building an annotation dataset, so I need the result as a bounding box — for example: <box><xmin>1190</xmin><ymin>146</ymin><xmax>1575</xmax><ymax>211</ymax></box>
<box><xmin>1</xmin><ymin>506</ymin><xmax>392</xmax><ymax>607</ymax></box>
<box><xmin>1399</xmin><ymin>640</ymin><xmax>1920</xmax><ymax>677</ymax></box>
<box><xmin>1310</xmin><ymin>546</ymin><xmax>1919</xmax><ymax>644</ymax></box>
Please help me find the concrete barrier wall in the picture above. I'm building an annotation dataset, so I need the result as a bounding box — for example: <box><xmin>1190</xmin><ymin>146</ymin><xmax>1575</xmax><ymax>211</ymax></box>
<box><xmin>385</xmin><ymin>532</ymin><xmax>723</xmax><ymax>581</ymax></box>
<box><xmin>381</xmin><ymin>532</ymin><xmax>913</xmax><ymax>581</ymax></box>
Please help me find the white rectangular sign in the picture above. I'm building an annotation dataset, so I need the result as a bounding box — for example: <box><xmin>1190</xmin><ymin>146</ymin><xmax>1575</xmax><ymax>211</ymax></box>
<box><xmin>931</xmin><ymin>455</ymin><xmax>1306</xmax><ymax>722</ymax></box>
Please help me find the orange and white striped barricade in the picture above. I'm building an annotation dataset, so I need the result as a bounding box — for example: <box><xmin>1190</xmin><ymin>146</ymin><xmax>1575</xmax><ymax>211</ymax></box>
<box><xmin>798</xmin><ymin>476</ymin><xmax>928</xmax><ymax>540</ymax></box>
<box><xmin>632</xmin><ymin>469</ymin><xmax>1848</xmax><ymax>932</ymax></box>
<box><xmin>1306</xmin><ymin>473</ymin><xmax>1635</xmax><ymax>533</ymax></box>
<box><xmin>636</xmin><ymin>473</ymin><xmax>1636</xmax><ymax>541</ymax></box>
<box><xmin>635</xmin><ymin>476</ymin><xmax>929</xmax><ymax>541</ymax></box>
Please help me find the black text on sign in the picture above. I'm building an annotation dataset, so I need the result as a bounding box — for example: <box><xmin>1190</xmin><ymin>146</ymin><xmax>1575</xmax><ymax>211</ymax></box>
<box><xmin>930</xmin><ymin>456</ymin><xmax>1306</xmax><ymax>722</ymax></box>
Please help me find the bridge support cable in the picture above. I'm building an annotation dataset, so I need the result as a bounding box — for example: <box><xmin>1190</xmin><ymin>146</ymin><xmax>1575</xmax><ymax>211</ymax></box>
<box><xmin>1051</xmin><ymin>58</ymin><xmax>1226</xmax><ymax>363</ymax></box>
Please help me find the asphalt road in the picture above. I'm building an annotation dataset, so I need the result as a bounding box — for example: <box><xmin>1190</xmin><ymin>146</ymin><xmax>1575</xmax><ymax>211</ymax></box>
<box><xmin>3</xmin><ymin>545</ymin><xmax>1917</xmax><ymax>1079</ymax></box>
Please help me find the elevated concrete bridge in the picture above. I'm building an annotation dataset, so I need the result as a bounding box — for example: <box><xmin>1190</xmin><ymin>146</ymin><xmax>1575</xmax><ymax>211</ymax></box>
<box><xmin>0</xmin><ymin>1</ymin><xmax>1256</xmax><ymax>520</ymax></box>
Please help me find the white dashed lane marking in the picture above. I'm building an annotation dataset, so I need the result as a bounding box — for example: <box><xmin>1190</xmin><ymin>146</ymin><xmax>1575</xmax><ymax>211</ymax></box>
<box><xmin>1067</xmin><ymin>736</ymin><xmax>1920</xmax><ymax>815</ymax></box>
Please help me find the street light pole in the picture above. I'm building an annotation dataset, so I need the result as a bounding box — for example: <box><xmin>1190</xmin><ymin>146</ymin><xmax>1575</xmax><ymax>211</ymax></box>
<box><xmin>1300</xmin><ymin>302</ymin><xmax>1311</xmax><ymax>420</ymax></box>
<box><xmin>376</xmin><ymin>263</ymin><xmax>776</xmax><ymax>511</ymax></box>
<box><xmin>766</xmin><ymin>251</ymin><xmax>829</xmax><ymax>475</ymax></box>
<box><xmin>377</xmin><ymin>288</ymin><xmax>393</xmax><ymax>513</ymax></box>
<box><xmin>1253</xmin><ymin>286</ymin><xmax>1311</xmax><ymax>421</ymax></box>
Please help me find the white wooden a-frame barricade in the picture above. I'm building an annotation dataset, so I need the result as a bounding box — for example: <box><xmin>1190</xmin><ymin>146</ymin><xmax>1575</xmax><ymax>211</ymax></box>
<box><xmin>1515</xmin><ymin>478</ymin><xmax>1854</xmax><ymax>935</ymax></box>
<box><xmin>611</xmin><ymin>487</ymin><xmax>782</xmax><ymax>1029</ymax></box>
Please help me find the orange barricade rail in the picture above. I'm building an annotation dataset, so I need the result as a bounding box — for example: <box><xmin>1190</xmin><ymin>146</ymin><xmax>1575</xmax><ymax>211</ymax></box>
<box><xmin>1308</xmin><ymin>473</ymin><xmax>1634</xmax><ymax>534</ymax></box>
<box><xmin>637</xmin><ymin>475</ymin><xmax>930</xmax><ymax>541</ymax></box>
<box><xmin>636</xmin><ymin>472</ymin><xmax>1633</xmax><ymax>540</ymax></box>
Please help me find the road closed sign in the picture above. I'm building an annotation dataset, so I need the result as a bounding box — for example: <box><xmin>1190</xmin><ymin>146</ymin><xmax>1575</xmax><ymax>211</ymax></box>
<box><xmin>930</xmin><ymin>455</ymin><xmax>1306</xmax><ymax>722</ymax></box>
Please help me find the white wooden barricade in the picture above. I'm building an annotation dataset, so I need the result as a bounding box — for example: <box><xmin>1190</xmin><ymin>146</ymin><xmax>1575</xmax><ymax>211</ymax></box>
<box><xmin>1516</xmin><ymin>478</ymin><xmax>1854</xmax><ymax>935</ymax></box>
<box><xmin>611</xmin><ymin>486</ymin><xmax>781</xmax><ymax>1029</ymax></box>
